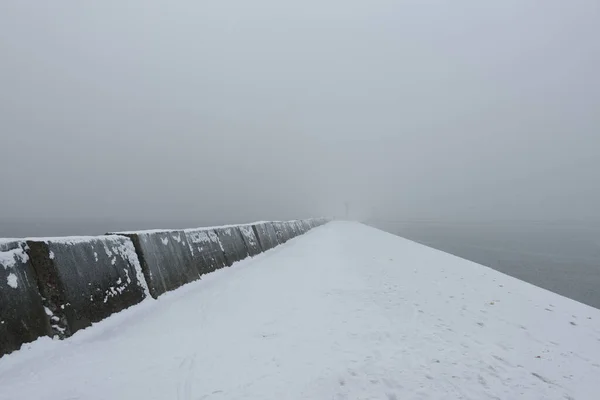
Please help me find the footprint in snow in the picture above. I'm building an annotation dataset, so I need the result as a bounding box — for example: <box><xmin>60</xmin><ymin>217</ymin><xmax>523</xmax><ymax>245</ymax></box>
<box><xmin>531</xmin><ymin>372</ymin><xmax>555</xmax><ymax>385</ymax></box>
<box><xmin>478</xmin><ymin>375</ymin><xmax>489</xmax><ymax>388</ymax></box>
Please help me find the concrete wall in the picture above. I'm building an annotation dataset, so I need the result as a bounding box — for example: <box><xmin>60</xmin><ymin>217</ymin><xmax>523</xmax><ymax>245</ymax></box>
<box><xmin>0</xmin><ymin>218</ymin><xmax>325</xmax><ymax>358</ymax></box>
<box><xmin>26</xmin><ymin>236</ymin><xmax>148</xmax><ymax>337</ymax></box>
<box><xmin>214</xmin><ymin>227</ymin><xmax>249</xmax><ymax>266</ymax></box>
<box><xmin>0</xmin><ymin>240</ymin><xmax>51</xmax><ymax>357</ymax></box>
<box><xmin>115</xmin><ymin>230</ymin><xmax>198</xmax><ymax>299</ymax></box>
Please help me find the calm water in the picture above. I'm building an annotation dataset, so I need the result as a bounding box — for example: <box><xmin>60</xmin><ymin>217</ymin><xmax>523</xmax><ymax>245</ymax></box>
<box><xmin>370</xmin><ymin>221</ymin><xmax>600</xmax><ymax>309</ymax></box>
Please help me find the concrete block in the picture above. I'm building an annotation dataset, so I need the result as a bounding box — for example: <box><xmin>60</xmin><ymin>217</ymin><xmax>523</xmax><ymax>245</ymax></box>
<box><xmin>185</xmin><ymin>229</ymin><xmax>227</xmax><ymax>275</ymax></box>
<box><xmin>283</xmin><ymin>222</ymin><xmax>296</xmax><ymax>240</ymax></box>
<box><xmin>294</xmin><ymin>220</ymin><xmax>306</xmax><ymax>234</ymax></box>
<box><xmin>238</xmin><ymin>225</ymin><xmax>262</xmax><ymax>257</ymax></box>
<box><xmin>300</xmin><ymin>220</ymin><xmax>312</xmax><ymax>232</ymax></box>
<box><xmin>287</xmin><ymin>221</ymin><xmax>299</xmax><ymax>237</ymax></box>
<box><xmin>114</xmin><ymin>230</ymin><xmax>198</xmax><ymax>299</ymax></box>
<box><xmin>26</xmin><ymin>236</ymin><xmax>148</xmax><ymax>337</ymax></box>
<box><xmin>0</xmin><ymin>240</ymin><xmax>52</xmax><ymax>358</ymax></box>
<box><xmin>273</xmin><ymin>222</ymin><xmax>291</xmax><ymax>244</ymax></box>
<box><xmin>214</xmin><ymin>227</ymin><xmax>249</xmax><ymax>266</ymax></box>
<box><xmin>252</xmin><ymin>223</ymin><xmax>279</xmax><ymax>251</ymax></box>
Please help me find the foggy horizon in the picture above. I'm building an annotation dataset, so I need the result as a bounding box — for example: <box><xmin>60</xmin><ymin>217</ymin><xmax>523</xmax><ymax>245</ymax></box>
<box><xmin>2</xmin><ymin>1</ymin><xmax>599</xmax><ymax>237</ymax></box>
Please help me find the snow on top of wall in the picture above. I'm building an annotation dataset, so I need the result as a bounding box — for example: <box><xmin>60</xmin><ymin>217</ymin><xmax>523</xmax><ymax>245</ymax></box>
<box><xmin>19</xmin><ymin>235</ymin><xmax>128</xmax><ymax>245</ymax></box>
<box><xmin>115</xmin><ymin>221</ymin><xmax>274</xmax><ymax>235</ymax></box>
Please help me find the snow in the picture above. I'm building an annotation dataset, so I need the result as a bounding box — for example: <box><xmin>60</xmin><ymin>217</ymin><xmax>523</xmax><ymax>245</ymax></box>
<box><xmin>0</xmin><ymin>243</ymin><xmax>29</xmax><ymax>269</ymax></box>
<box><xmin>113</xmin><ymin>239</ymin><xmax>149</xmax><ymax>297</ymax></box>
<box><xmin>186</xmin><ymin>230</ymin><xmax>212</xmax><ymax>245</ymax></box>
<box><xmin>23</xmin><ymin>235</ymin><xmax>119</xmax><ymax>244</ymax></box>
<box><xmin>0</xmin><ymin>250</ymin><xmax>19</xmax><ymax>269</ymax></box>
<box><xmin>1</xmin><ymin>222</ymin><xmax>599</xmax><ymax>400</ymax></box>
<box><xmin>173</xmin><ymin>232</ymin><xmax>182</xmax><ymax>243</ymax></box>
<box><xmin>116</xmin><ymin>221</ymin><xmax>272</xmax><ymax>235</ymax></box>
<box><xmin>6</xmin><ymin>273</ymin><xmax>18</xmax><ymax>288</ymax></box>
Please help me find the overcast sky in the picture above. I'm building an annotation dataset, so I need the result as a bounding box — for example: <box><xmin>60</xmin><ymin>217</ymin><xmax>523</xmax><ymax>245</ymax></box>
<box><xmin>1</xmin><ymin>0</ymin><xmax>599</xmax><ymax>236</ymax></box>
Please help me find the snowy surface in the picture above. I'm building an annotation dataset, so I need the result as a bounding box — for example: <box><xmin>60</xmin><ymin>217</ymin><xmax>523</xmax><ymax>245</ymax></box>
<box><xmin>1</xmin><ymin>222</ymin><xmax>599</xmax><ymax>400</ymax></box>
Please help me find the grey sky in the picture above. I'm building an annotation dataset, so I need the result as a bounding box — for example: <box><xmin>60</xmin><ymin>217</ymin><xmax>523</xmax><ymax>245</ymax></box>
<box><xmin>1</xmin><ymin>0</ymin><xmax>599</xmax><ymax>236</ymax></box>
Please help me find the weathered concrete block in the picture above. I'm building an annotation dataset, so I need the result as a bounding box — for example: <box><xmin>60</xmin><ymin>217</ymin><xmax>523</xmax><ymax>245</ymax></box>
<box><xmin>0</xmin><ymin>240</ymin><xmax>52</xmax><ymax>358</ymax></box>
<box><xmin>285</xmin><ymin>222</ymin><xmax>297</xmax><ymax>238</ymax></box>
<box><xmin>114</xmin><ymin>230</ymin><xmax>198</xmax><ymax>299</ymax></box>
<box><xmin>214</xmin><ymin>227</ymin><xmax>249</xmax><ymax>266</ymax></box>
<box><xmin>185</xmin><ymin>229</ymin><xmax>227</xmax><ymax>275</ymax></box>
<box><xmin>296</xmin><ymin>220</ymin><xmax>308</xmax><ymax>234</ymax></box>
<box><xmin>26</xmin><ymin>236</ymin><xmax>148</xmax><ymax>338</ymax></box>
<box><xmin>238</xmin><ymin>225</ymin><xmax>262</xmax><ymax>257</ymax></box>
<box><xmin>301</xmin><ymin>220</ymin><xmax>312</xmax><ymax>232</ymax></box>
<box><xmin>251</xmin><ymin>223</ymin><xmax>279</xmax><ymax>251</ymax></box>
<box><xmin>285</xmin><ymin>222</ymin><xmax>296</xmax><ymax>239</ymax></box>
<box><xmin>273</xmin><ymin>222</ymin><xmax>291</xmax><ymax>244</ymax></box>
<box><xmin>284</xmin><ymin>222</ymin><xmax>297</xmax><ymax>240</ymax></box>
<box><xmin>300</xmin><ymin>220</ymin><xmax>308</xmax><ymax>231</ymax></box>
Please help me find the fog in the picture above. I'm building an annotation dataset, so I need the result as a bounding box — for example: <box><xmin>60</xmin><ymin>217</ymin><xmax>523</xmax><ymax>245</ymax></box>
<box><xmin>1</xmin><ymin>0</ymin><xmax>599</xmax><ymax>237</ymax></box>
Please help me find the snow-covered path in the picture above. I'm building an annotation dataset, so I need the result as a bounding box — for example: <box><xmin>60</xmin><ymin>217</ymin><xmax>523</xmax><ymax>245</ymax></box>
<box><xmin>1</xmin><ymin>222</ymin><xmax>599</xmax><ymax>400</ymax></box>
